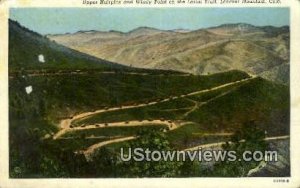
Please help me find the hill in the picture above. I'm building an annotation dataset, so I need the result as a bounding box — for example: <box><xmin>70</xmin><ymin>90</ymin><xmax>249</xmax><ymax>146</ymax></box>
<box><xmin>48</xmin><ymin>23</ymin><xmax>290</xmax><ymax>84</ymax></box>
<box><xmin>71</xmin><ymin>77</ymin><xmax>289</xmax><ymax>150</ymax></box>
<box><xmin>9</xmin><ymin>20</ymin><xmax>290</xmax><ymax>178</ymax></box>
<box><xmin>9</xmin><ymin>20</ymin><xmax>124</xmax><ymax>71</ymax></box>
<box><xmin>9</xmin><ymin>20</ymin><xmax>180</xmax><ymax>76</ymax></box>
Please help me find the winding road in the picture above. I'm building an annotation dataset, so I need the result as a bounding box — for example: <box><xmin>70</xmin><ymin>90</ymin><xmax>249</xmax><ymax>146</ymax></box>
<box><xmin>11</xmin><ymin>70</ymin><xmax>191</xmax><ymax>78</ymax></box>
<box><xmin>182</xmin><ymin>135</ymin><xmax>290</xmax><ymax>151</ymax></box>
<box><xmin>52</xmin><ymin>75</ymin><xmax>257</xmax><ymax>158</ymax></box>
<box><xmin>53</xmin><ymin>119</ymin><xmax>186</xmax><ymax>140</ymax></box>
<box><xmin>84</xmin><ymin>136</ymin><xmax>136</xmax><ymax>160</ymax></box>
<box><xmin>53</xmin><ymin>75</ymin><xmax>256</xmax><ymax>139</ymax></box>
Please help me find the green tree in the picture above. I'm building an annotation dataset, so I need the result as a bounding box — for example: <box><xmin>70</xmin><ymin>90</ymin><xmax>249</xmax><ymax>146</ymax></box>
<box><xmin>90</xmin><ymin>147</ymin><xmax>119</xmax><ymax>177</ymax></box>
<box><xmin>10</xmin><ymin>129</ymin><xmax>69</xmax><ymax>178</ymax></box>
<box><xmin>121</xmin><ymin>129</ymin><xmax>182</xmax><ymax>177</ymax></box>
<box><xmin>208</xmin><ymin>121</ymin><xmax>267</xmax><ymax>177</ymax></box>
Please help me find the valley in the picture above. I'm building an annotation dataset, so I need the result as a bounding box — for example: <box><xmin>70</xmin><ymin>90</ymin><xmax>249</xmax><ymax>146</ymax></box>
<box><xmin>8</xmin><ymin>19</ymin><xmax>290</xmax><ymax>178</ymax></box>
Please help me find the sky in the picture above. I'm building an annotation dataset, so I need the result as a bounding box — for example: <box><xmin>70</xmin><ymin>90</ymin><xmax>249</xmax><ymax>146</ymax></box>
<box><xmin>10</xmin><ymin>8</ymin><xmax>289</xmax><ymax>35</ymax></box>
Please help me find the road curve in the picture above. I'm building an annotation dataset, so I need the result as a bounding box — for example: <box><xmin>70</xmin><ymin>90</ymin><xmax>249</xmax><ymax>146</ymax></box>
<box><xmin>53</xmin><ymin>76</ymin><xmax>255</xmax><ymax>140</ymax></box>
<box><xmin>53</xmin><ymin>119</ymin><xmax>185</xmax><ymax>140</ymax></box>
<box><xmin>182</xmin><ymin>135</ymin><xmax>290</xmax><ymax>151</ymax></box>
<box><xmin>83</xmin><ymin>136</ymin><xmax>136</xmax><ymax>161</ymax></box>
<box><xmin>52</xmin><ymin>75</ymin><xmax>257</xmax><ymax>159</ymax></box>
<box><xmin>56</xmin><ymin>76</ymin><xmax>256</xmax><ymax>130</ymax></box>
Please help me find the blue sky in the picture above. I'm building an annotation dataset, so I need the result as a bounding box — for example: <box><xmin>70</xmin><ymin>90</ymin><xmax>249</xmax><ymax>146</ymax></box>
<box><xmin>10</xmin><ymin>8</ymin><xmax>289</xmax><ymax>35</ymax></box>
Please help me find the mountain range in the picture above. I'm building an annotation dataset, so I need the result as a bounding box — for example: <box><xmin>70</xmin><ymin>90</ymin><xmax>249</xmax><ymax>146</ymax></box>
<box><xmin>48</xmin><ymin>23</ymin><xmax>290</xmax><ymax>84</ymax></box>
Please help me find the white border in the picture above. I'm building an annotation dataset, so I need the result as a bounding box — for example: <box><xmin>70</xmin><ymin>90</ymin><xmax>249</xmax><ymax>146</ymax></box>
<box><xmin>1</xmin><ymin>0</ymin><xmax>300</xmax><ymax>187</ymax></box>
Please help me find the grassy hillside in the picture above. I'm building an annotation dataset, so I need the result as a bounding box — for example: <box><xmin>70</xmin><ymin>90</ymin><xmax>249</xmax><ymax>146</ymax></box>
<box><xmin>9</xmin><ymin>20</ymin><xmax>123</xmax><ymax>71</ymax></box>
<box><xmin>170</xmin><ymin>77</ymin><xmax>289</xmax><ymax>148</ymax></box>
<box><xmin>185</xmin><ymin>78</ymin><xmax>289</xmax><ymax>133</ymax></box>
<box><xmin>73</xmin><ymin>77</ymin><xmax>289</xmax><ymax>149</ymax></box>
<box><xmin>10</xmin><ymin>69</ymin><xmax>249</xmax><ymax>121</ymax></box>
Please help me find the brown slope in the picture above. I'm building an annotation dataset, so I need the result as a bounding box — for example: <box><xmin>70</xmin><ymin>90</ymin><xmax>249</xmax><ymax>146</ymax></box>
<box><xmin>48</xmin><ymin>24</ymin><xmax>289</xmax><ymax>83</ymax></box>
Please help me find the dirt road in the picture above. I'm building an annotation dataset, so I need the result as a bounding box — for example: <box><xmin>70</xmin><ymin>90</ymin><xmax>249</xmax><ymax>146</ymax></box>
<box><xmin>182</xmin><ymin>135</ymin><xmax>290</xmax><ymax>151</ymax></box>
<box><xmin>84</xmin><ymin>136</ymin><xmax>136</xmax><ymax>160</ymax></box>
<box><xmin>59</xmin><ymin>76</ymin><xmax>255</xmax><ymax>127</ymax></box>
<box><xmin>52</xmin><ymin>75</ymin><xmax>257</xmax><ymax>160</ymax></box>
<box><xmin>83</xmin><ymin>134</ymin><xmax>290</xmax><ymax>161</ymax></box>
<box><xmin>11</xmin><ymin>71</ymin><xmax>190</xmax><ymax>78</ymax></box>
<box><xmin>78</xmin><ymin>121</ymin><xmax>193</xmax><ymax>160</ymax></box>
<box><xmin>53</xmin><ymin>119</ymin><xmax>186</xmax><ymax>140</ymax></box>
<box><xmin>53</xmin><ymin>76</ymin><xmax>255</xmax><ymax>140</ymax></box>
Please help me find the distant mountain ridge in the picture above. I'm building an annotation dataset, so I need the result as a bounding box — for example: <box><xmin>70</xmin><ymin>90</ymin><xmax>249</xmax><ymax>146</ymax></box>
<box><xmin>48</xmin><ymin>23</ymin><xmax>290</xmax><ymax>84</ymax></box>
<box><xmin>49</xmin><ymin>23</ymin><xmax>288</xmax><ymax>37</ymax></box>
<box><xmin>9</xmin><ymin>19</ymin><xmax>181</xmax><ymax>75</ymax></box>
